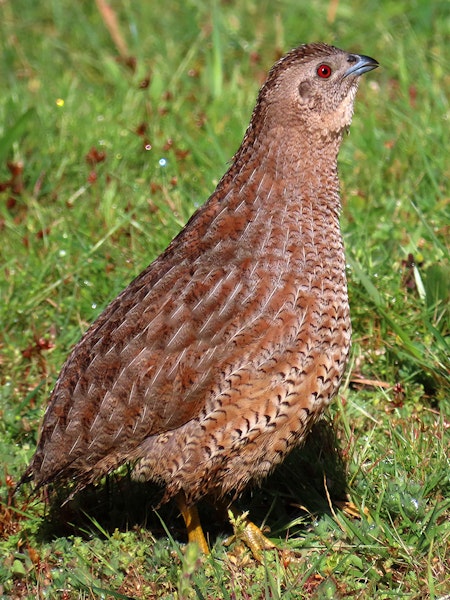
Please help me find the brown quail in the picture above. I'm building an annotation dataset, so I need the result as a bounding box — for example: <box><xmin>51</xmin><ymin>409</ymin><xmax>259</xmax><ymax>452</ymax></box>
<box><xmin>22</xmin><ymin>43</ymin><xmax>378</xmax><ymax>554</ymax></box>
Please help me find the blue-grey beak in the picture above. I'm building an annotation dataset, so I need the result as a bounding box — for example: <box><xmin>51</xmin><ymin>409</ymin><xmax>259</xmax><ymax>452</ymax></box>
<box><xmin>344</xmin><ymin>54</ymin><xmax>379</xmax><ymax>77</ymax></box>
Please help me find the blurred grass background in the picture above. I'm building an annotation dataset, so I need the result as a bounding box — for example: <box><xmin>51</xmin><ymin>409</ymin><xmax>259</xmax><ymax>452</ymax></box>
<box><xmin>0</xmin><ymin>0</ymin><xmax>449</xmax><ymax>598</ymax></box>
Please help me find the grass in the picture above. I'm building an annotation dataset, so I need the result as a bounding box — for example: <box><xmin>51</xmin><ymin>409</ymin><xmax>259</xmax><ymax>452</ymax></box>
<box><xmin>0</xmin><ymin>0</ymin><xmax>449</xmax><ymax>598</ymax></box>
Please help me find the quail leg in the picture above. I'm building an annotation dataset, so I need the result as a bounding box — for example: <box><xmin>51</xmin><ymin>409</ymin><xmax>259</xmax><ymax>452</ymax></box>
<box><xmin>225</xmin><ymin>505</ymin><xmax>276</xmax><ymax>562</ymax></box>
<box><xmin>176</xmin><ymin>492</ymin><xmax>210</xmax><ymax>554</ymax></box>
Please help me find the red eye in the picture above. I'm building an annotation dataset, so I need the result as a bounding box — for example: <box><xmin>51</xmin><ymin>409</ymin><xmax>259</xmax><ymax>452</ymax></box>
<box><xmin>317</xmin><ymin>64</ymin><xmax>332</xmax><ymax>78</ymax></box>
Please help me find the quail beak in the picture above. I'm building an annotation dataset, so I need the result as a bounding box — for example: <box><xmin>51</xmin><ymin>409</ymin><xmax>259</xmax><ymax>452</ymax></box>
<box><xmin>344</xmin><ymin>54</ymin><xmax>379</xmax><ymax>78</ymax></box>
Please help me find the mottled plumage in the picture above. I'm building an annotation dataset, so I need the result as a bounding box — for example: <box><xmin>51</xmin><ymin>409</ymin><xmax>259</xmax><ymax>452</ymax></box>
<box><xmin>23</xmin><ymin>43</ymin><xmax>378</xmax><ymax>546</ymax></box>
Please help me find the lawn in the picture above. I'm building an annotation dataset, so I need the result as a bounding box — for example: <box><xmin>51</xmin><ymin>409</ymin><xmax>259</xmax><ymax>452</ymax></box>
<box><xmin>0</xmin><ymin>0</ymin><xmax>449</xmax><ymax>598</ymax></box>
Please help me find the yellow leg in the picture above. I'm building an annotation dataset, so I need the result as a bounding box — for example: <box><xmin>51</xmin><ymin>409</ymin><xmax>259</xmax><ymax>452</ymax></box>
<box><xmin>226</xmin><ymin>505</ymin><xmax>275</xmax><ymax>562</ymax></box>
<box><xmin>176</xmin><ymin>492</ymin><xmax>210</xmax><ymax>554</ymax></box>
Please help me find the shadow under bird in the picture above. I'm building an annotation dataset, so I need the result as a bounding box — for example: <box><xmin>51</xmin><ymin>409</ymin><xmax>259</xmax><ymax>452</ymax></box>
<box><xmin>21</xmin><ymin>42</ymin><xmax>378</xmax><ymax>556</ymax></box>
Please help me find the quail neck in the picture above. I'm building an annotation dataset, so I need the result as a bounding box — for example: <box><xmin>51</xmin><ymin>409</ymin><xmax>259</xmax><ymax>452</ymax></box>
<box><xmin>215</xmin><ymin>46</ymin><xmax>369</xmax><ymax>225</ymax></box>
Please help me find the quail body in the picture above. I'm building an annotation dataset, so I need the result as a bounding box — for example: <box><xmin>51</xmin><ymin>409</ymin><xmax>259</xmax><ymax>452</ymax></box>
<box><xmin>24</xmin><ymin>43</ymin><xmax>378</xmax><ymax>549</ymax></box>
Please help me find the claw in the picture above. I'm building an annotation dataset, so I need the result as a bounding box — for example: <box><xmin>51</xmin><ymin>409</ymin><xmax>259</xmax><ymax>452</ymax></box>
<box><xmin>225</xmin><ymin>507</ymin><xmax>275</xmax><ymax>562</ymax></box>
